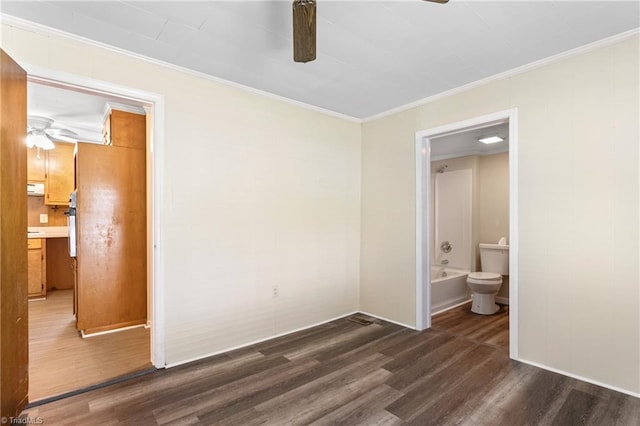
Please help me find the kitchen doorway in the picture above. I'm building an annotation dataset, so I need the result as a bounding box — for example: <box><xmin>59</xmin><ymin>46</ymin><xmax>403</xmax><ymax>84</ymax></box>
<box><xmin>414</xmin><ymin>109</ymin><xmax>519</xmax><ymax>359</ymax></box>
<box><xmin>23</xmin><ymin>69</ymin><xmax>165</xmax><ymax>403</ymax></box>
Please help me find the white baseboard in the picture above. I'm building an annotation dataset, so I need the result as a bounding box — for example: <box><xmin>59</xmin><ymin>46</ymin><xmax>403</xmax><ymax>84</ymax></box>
<box><xmin>81</xmin><ymin>323</ymin><xmax>146</xmax><ymax>338</ymax></box>
<box><xmin>516</xmin><ymin>357</ymin><xmax>640</xmax><ymax>399</ymax></box>
<box><xmin>165</xmin><ymin>311</ymin><xmax>359</xmax><ymax>368</ymax></box>
<box><xmin>496</xmin><ymin>296</ymin><xmax>510</xmax><ymax>305</ymax></box>
<box><xmin>358</xmin><ymin>310</ymin><xmax>416</xmax><ymax>330</ymax></box>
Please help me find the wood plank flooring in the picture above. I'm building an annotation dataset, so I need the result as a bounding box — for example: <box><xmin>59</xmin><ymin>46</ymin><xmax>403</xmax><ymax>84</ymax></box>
<box><xmin>22</xmin><ymin>306</ymin><xmax>639</xmax><ymax>425</ymax></box>
<box><xmin>29</xmin><ymin>289</ymin><xmax>151</xmax><ymax>402</ymax></box>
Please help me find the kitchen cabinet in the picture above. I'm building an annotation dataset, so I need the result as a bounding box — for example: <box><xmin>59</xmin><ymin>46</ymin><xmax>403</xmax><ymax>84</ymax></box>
<box><xmin>103</xmin><ymin>109</ymin><xmax>146</xmax><ymax>149</ymax></box>
<box><xmin>27</xmin><ymin>147</ymin><xmax>46</xmax><ymax>182</ymax></box>
<box><xmin>45</xmin><ymin>237</ymin><xmax>74</xmax><ymax>291</ymax></box>
<box><xmin>45</xmin><ymin>142</ymin><xmax>75</xmax><ymax>205</ymax></box>
<box><xmin>28</xmin><ymin>238</ymin><xmax>46</xmax><ymax>298</ymax></box>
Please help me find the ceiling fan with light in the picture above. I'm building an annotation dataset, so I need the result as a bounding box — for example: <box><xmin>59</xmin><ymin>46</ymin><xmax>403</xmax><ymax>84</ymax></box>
<box><xmin>27</xmin><ymin>115</ymin><xmax>77</xmax><ymax>151</ymax></box>
<box><xmin>292</xmin><ymin>0</ymin><xmax>448</xmax><ymax>63</ymax></box>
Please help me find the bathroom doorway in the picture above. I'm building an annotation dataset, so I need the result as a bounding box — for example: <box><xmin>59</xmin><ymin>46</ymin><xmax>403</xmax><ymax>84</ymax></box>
<box><xmin>414</xmin><ymin>109</ymin><xmax>519</xmax><ymax>359</ymax></box>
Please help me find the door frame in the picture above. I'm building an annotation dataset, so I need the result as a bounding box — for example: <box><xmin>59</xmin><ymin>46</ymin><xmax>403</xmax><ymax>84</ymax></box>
<box><xmin>23</xmin><ymin>62</ymin><xmax>166</xmax><ymax>368</ymax></box>
<box><xmin>414</xmin><ymin>108</ymin><xmax>519</xmax><ymax>359</ymax></box>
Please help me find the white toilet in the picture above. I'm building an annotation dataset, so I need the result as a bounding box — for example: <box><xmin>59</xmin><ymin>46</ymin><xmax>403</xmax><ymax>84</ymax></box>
<box><xmin>467</xmin><ymin>243</ymin><xmax>509</xmax><ymax>315</ymax></box>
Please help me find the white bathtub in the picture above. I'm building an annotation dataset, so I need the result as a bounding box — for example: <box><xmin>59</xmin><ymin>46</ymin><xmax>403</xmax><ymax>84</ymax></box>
<box><xmin>431</xmin><ymin>267</ymin><xmax>471</xmax><ymax>315</ymax></box>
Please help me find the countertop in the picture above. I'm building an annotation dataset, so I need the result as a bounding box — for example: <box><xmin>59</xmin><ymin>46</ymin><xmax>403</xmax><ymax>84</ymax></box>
<box><xmin>28</xmin><ymin>226</ymin><xmax>69</xmax><ymax>239</ymax></box>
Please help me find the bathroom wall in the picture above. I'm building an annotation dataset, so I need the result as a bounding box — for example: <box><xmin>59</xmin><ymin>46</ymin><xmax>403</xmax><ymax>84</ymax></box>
<box><xmin>433</xmin><ymin>169</ymin><xmax>473</xmax><ymax>271</ymax></box>
<box><xmin>478</xmin><ymin>152</ymin><xmax>509</xmax><ymax>246</ymax></box>
<box><xmin>430</xmin><ymin>156</ymin><xmax>480</xmax><ymax>271</ymax></box>
<box><xmin>430</xmin><ymin>152</ymin><xmax>509</xmax><ymax>293</ymax></box>
<box><xmin>478</xmin><ymin>152</ymin><xmax>510</xmax><ymax>299</ymax></box>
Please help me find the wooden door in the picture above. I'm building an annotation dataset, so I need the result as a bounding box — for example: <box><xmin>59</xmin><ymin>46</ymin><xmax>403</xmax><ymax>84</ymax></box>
<box><xmin>0</xmin><ymin>49</ymin><xmax>29</xmax><ymax>417</ymax></box>
<box><xmin>76</xmin><ymin>142</ymin><xmax>147</xmax><ymax>333</ymax></box>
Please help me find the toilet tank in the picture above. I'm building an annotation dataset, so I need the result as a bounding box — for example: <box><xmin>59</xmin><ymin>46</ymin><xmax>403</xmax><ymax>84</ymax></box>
<box><xmin>479</xmin><ymin>243</ymin><xmax>509</xmax><ymax>275</ymax></box>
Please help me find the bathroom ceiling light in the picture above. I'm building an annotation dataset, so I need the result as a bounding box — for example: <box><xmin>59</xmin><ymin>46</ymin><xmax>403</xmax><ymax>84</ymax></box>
<box><xmin>478</xmin><ymin>136</ymin><xmax>504</xmax><ymax>144</ymax></box>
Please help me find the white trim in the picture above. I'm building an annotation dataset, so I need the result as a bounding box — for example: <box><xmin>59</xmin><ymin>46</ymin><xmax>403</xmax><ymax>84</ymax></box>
<box><xmin>1</xmin><ymin>14</ymin><xmax>361</xmax><ymax>124</ymax></box>
<box><xmin>507</xmin><ymin>109</ymin><xmax>519</xmax><ymax>359</ymax></box>
<box><xmin>431</xmin><ymin>298</ymin><xmax>473</xmax><ymax>317</ymax></box>
<box><xmin>415</xmin><ymin>109</ymin><xmax>519</xmax><ymax>359</ymax></box>
<box><xmin>358</xmin><ymin>311</ymin><xmax>416</xmax><ymax>330</ymax></box>
<box><xmin>415</xmin><ymin>134</ymin><xmax>430</xmax><ymax>330</ymax></box>
<box><xmin>103</xmin><ymin>101</ymin><xmax>146</xmax><ymax>122</ymax></box>
<box><xmin>3</xmin><ymin>15</ymin><xmax>637</xmax><ymax>125</ymax></box>
<box><xmin>24</xmin><ymin>66</ymin><xmax>167</xmax><ymax>368</ymax></box>
<box><xmin>80</xmin><ymin>323</ymin><xmax>146</xmax><ymax>339</ymax></box>
<box><xmin>165</xmin><ymin>311</ymin><xmax>360</xmax><ymax>368</ymax></box>
<box><xmin>364</xmin><ymin>28</ymin><xmax>640</xmax><ymax>123</ymax></box>
<box><xmin>517</xmin><ymin>357</ymin><xmax>640</xmax><ymax>399</ymax></box>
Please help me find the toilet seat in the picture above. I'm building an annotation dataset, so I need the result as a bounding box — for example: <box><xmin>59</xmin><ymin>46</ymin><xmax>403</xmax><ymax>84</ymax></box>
<box><xmin>467</xmin><ymin>272</ymin><xmax>502</xmax><ymax>285</ymax></box>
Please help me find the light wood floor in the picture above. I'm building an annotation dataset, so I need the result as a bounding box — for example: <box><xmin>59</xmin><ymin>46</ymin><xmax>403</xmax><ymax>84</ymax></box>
<box><xmin>29</xmin><ymin>289</ymin><xmax>151</xmax><ymax>402</ymax></box>
<box><xmin>22</xmin><ymin>306</ymin><xmax>639</xmax><ymax>425</ymax></box>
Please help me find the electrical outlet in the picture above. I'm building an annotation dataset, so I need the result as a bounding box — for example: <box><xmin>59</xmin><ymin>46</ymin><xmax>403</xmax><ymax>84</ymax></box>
<box><xmin>272</xmin><ymin>285</ymin><xmax>279</xmax><ymax>298</ymax></box>
<box><xmin>39</xmin><ymin>213</ymin><xmax>48</xmax><ymax>224</ymax></box>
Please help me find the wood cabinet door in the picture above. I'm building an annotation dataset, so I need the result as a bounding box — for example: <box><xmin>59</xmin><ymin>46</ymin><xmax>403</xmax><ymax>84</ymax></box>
<box><xmin>27</xmin><ymin>246</ymin><xmax>43</xmax><ymax>296</ymax></box>
<box><xmin>109</xmin><ymin>110</ymin><xmax>146</xmax><ymax>149</ymax></box>
<box><xmin>45</xmin><ymin>142</ymin><xmax>75</xmax><ymax>205</ymax></box>
<box><xmin>27</xmin><ymin>147</ymin><xmax>46</xmax><ymax>182</ymax></box>
<box><xmin>0</xmin><ymin>48</ymin><xmax>28</xmax><ymax>418</ymax></box>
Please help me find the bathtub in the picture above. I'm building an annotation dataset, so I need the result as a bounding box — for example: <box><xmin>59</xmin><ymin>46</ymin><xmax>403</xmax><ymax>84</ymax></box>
<box><xmin>430</xmin><ymin>267</ymin><xmax>471</xmax><ymax>315</ymax></box>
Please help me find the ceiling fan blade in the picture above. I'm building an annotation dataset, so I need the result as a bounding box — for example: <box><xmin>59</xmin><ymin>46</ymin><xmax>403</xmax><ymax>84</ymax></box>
<box><xmin>293</xmin><ymin>0</ymin><xmax>316</xmax><ymax>63</ymax></box>
<box><xmin>27</xmin><ymin>115</ymin><xmax>54</xmax><ymax>131</ymax></box>
<box><xmin>423</xmin><ymin>0</ymin><xmax>449</xmax><ymax>3</ymax></box>
<box><xmin>47</xmin><ymin>128</ymin><xmax>78</xmax><ymax>137</ymax></box>
<box><xmin>45</xmin><ymin>129</ymin><xmax>77</xmax><ymax>143</ymax></box>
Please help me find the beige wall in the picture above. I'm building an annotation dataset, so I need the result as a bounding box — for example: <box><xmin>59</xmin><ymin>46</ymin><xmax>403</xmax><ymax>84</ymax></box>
<box><xmin>1</xmin><ymin>23</ymin><xmax>362</xmax><ymax>365</ymax></box>
<box><xmin>478</xmin><ymin>152</ymin><xmax>509</xmax><ymax>247</ymax></box>
<box><xmin>361</xmin><ymin>36</ymin><xmax>639</xmax><ymax>394</ymax></box>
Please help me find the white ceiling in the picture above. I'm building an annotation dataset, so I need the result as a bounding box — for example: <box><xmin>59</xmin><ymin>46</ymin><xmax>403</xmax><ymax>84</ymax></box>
<box><xmin>28</xmin><ymin>82</ymin><xmax>145</xmax><ymax>143</ymax></box>
<box><xmin>430</xmin><ymin>122</ymin><xmax>509</xmax><ymax>161</ymax></box>
<box><xmin>4</xmin><ymin>1</ymin><xmax>640</xmax><ymax>126</ymax></box>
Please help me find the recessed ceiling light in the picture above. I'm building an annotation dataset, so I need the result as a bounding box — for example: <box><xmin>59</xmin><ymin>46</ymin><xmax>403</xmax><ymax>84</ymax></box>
<box><xmin>478</xmin><ymin>136</ymin><xmax>504</xmax><ymax>144</ymax></box>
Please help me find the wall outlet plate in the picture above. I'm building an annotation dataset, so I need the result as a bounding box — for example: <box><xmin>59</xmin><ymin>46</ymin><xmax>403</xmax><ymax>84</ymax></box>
<box><xmin>39</xmin><ymin>213</ymin><xmax>48</xmax><ymax>224</ymax></box>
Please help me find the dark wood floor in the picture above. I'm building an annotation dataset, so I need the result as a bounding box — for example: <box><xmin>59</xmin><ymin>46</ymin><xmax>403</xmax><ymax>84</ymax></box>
<box><xmin>22</xmin><ymin>304</ymin><xmax>639</xmax><ymax>425</ymax></box>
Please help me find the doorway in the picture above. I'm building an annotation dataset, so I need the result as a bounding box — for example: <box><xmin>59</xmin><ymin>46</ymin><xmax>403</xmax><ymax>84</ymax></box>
<box><xmin>414</xmin><ymin>109</ymin><xmax>519</xmax><ymax>359</ymax></box>
<box><xmin>23</xmin><ymin>68</ymin><xmax>166</xmax><ymax>401</ymax></box>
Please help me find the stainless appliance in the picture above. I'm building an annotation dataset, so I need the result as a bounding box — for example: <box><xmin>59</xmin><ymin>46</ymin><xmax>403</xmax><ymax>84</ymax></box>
<box><xmin>67</xmin><ymin>191</ymin><xmax>77</xmax><ymax>257</ymax></box>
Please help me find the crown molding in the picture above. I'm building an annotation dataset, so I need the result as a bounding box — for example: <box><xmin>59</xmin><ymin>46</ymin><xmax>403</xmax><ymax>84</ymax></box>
<box><xmin>362</xmin><ymin>27</ymin><xmax>640</xmax><ymax>123</ymax></box>
<box><xmin>0</xmin><ymin>14</ymin><xmax>362</xmax><ymax>124</ymax></box>
<box><xmin>2</xmin><ymin>14</ymin><xmax>637</xmax><ymax>126</ymax></box>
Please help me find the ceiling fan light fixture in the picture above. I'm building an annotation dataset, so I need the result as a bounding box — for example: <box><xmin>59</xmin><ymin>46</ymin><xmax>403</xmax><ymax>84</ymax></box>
<box><xmin>27</xmin><ymin>130</ymin><xmax>56</xmax><ymax>150</ymax></box>
<box><xmin>293</xmin><ymin>0</ymin><xmax>316</xmax><ymax>63</ymax></box>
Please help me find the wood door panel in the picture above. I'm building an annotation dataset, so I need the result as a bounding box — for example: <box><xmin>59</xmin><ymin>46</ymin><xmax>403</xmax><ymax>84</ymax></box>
<box><xmin>0</xmin><ymin>49</ymin><xmax>28</xmax><ymax>417</ymax></box>
<box><xmin>108</xmin><ymin>110</ymin><xmax>146</xmax><ymax>149</ymax></box>
<box><xmin>45</xmin><ymin>142</ymin><xmax>74</xmax><ymax>205</ymax></box>
<box><xmin>76</xmin><ymin>143</ymin><xmax>147</xmax><ymax>332</ymax></box>
<box><xmin>27</xmin><ymin>246</ymin><xmax>43</xmax><ymax>296</ymax></box>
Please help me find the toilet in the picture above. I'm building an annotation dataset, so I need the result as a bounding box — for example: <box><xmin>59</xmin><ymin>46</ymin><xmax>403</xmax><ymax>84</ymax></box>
<box><xmin>467</xmin><ymin>243</ymin><xmax>509</xmax><ymax>315</ymax></box>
